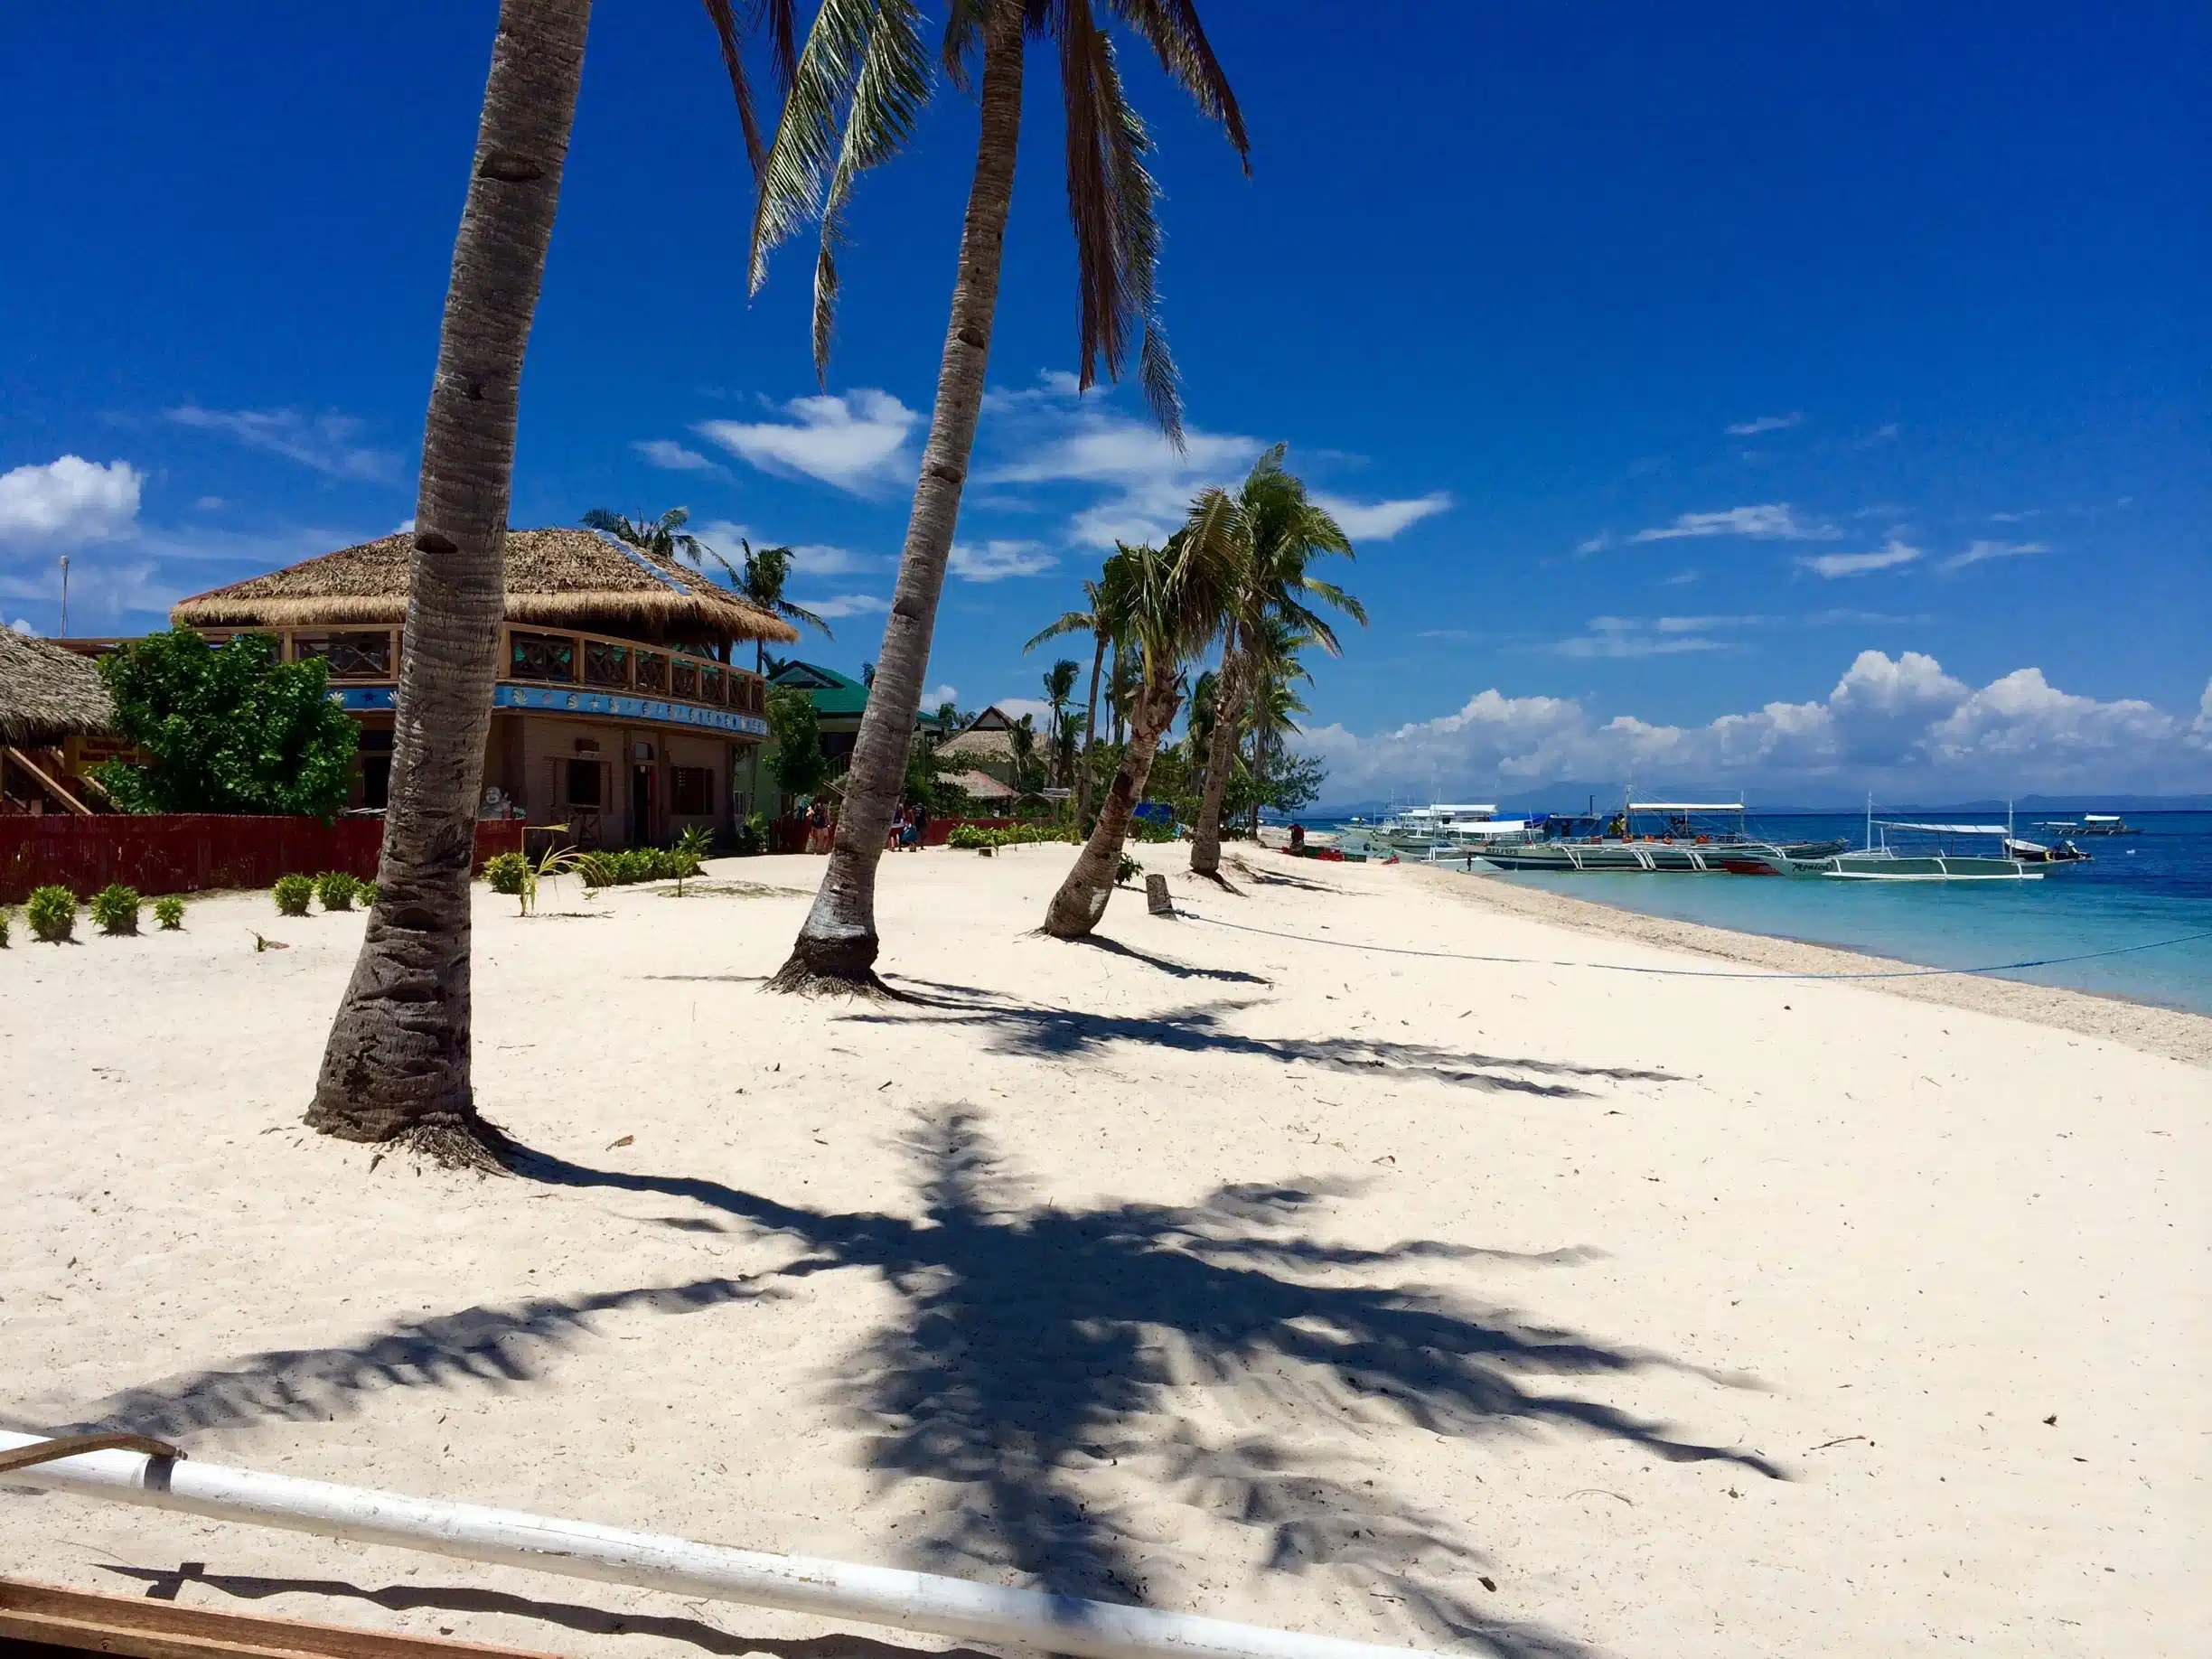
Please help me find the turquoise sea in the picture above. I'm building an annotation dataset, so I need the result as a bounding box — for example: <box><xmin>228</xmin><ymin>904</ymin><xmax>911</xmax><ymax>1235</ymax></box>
<box><xmin>1318</xmin><ymin>812</ymin><xmax>2212</xmax><ymax>1015</ymax></box>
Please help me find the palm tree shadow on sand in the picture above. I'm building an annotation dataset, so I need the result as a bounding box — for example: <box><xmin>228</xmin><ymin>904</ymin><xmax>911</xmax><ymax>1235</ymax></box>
<box><xmin>513</xmin><ymin>1110</ymin><xmax>1781</xmax><ymax>1658</ymax></box>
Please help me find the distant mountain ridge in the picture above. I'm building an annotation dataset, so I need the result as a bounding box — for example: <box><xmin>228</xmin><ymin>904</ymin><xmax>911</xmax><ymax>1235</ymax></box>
<box><xmin>1307</xmin><ymin>788</ymin><xmax>2212</xmax><ymax>818</ymax></box>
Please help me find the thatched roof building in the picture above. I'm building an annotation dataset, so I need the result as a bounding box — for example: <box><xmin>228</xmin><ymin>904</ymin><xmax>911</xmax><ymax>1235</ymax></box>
<box><xmin>936</xmin><ymin>706</ymin><xmax>1023</xmax><ymax>764</ymax></box>
<box><xmin>0</xmin><ymin>626</ymin><xmax>116</xmax><ymax>746</ymax></box>
<box><xmin>173</xmin><ymin>529</ymin><xmax>801</xmax><ymax>648</ymax></box>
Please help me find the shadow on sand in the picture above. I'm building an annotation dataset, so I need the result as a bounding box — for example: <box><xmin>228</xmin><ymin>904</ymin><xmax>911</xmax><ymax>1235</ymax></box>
<box><xmin>42</xmin><ymin>1109</ymin><xmax>1776</xmax><ymax>1659</ymax></box>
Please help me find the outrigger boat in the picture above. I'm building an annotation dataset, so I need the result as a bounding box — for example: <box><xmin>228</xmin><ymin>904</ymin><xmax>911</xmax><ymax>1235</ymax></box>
<box><xmin>1467</xmin><ymin>800</ymin><xmax>1821</xmax><ymax>876</ymax></box>
<box><xmin>2035</xmin><ymin>812</ymin><xmax>2136</xmax><ymax>837</ymax></box>
<box><xmin>1804</xmin><ymin>810</ymin><xmax>2041</xmax><ymax>881</ymax></box>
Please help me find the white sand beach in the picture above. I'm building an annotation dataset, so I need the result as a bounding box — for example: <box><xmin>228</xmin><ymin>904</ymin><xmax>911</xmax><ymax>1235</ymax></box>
<box><xmin>3</xmin><ymin>844</ymin><xmax>2206</xmax><ymax>1658</ymax></box>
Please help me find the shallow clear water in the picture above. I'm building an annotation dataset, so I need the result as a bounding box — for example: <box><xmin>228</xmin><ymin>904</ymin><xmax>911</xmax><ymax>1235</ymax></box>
<box><xmin>1317</xmin><ymin>812</ymin><xmax>2212</xmax><ymax>1014</ymax></box>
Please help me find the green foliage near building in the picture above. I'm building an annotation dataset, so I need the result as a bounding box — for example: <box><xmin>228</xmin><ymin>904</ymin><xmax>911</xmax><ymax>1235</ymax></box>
<box><xmin>89</xmin><ymin>883</ymin><xmax>142</xmax><ymax>935</ymax></box>
<box><xmin>764</xmin><ymin>687</ymin><xmax>830</xmax><ymax>801</ymax></box>
<box><xmin>24</xmin><ymin>886</ymin><xmax>77</xmax><ymax>942</ymax></box>
<box><xmin>95</xmin><ymin>626</ymin><xmax>359</xmax><ymax>817</ymax></box>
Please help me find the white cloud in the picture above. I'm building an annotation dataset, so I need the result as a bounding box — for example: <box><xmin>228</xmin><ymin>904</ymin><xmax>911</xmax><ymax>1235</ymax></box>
<box><xmin>1630</xmin><ymin>503</ymin><xmax>1841</xmax><ymax>543</ymax></box>
<box><xmin>692</xmin><ymin>520</ymin><xmax>876</xmax><ymax>580</ymax></box>
<box><xmin>1575</xmin><ymin>532</ymin><xmax>1613</xmax><ymax>555</ymax></box>
<box><xmin>1305</xmin><ymin>650</ymin><xmax>2211</xmax><ymax>798</ymax></box>
<box><xmin>1798</xmin><ymin>539</ymin><xmax>1921</xmax><ymax>578</ymax></box>
<box><xmin>950</xmin><ymin>539</ymin><xmax>1057</xmax><ymax>581</ymax></box>
<box><xmin>192</xmin><ymin>495</ymin><xmax>225</xmax><ymax>511</ymax></box>
<box><xmin>696</xmin><ymin>389</ymin><xmax>918</xmax><ymax>494</ymax></box>
<box><xmin>992</xmin><ymin>697</ymin><xmax>1051</xmax><ymax>726</ymax></box>
<box><xmin>1312</xmin><ymin>491</ymin><xmax>1452</xmax><ymax>541</ymax></box>
<box><xmin>633</xmin><ymin>439</ymin><xmax>726</xmax><ymax>473</ymax></box>
<box><xmin>795</xmin><ymin>593</ymin><xmax>890</xmax><ymax>619</ymax></box>
<box><xmin>1989</xmin><ymin>509</ymin><xmax>2042</xmax><ymax>523</ymax></box>
<box><xmin>1938</xmin><ymin>539</ymin><xmax>2049</xmax><ymax>572</ymax></box>
<box><xmin>923</xmin><ymin>684</ymin><xmax>960</xmax><ymax>709</ymax></box>
<box><xmin>1550</xmin><ymin>614</ymin><xmax>1763</xmax><ymax>659</ymax></box>
<box><xmin>10</xmin><ymin>617</ymin><xmax>38</xmax><ymax>634</ymax></box>
<box><xmin>977</xmin><ymin>376</ymin><xmax>1448</xmax><ymax>549</ymax></box>
<box><xmin>1658</xmin><ymin>568</ymin><xmax>1701</xmax><ymax>586</ymax></box>
<box><xmin>0</xmin><ymin>556</ymin><xmax>180</xmax><ymax>624</ymax></box>
<box><xmin>1726</xmin><ymin>412</ymin><xmax>1803</xmax><ymax>436</ymax></box>
<box><xmin>0</xmin><ymin>456</ymin><xmax>144</xmax><ymax>542</ymax></box>
<box><xmin>165</xmin><ymin>406</ymin><xmax>400</xmax><ymax>481</ymax></box>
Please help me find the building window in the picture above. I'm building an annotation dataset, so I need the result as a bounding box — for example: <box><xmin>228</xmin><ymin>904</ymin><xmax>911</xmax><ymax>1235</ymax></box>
<box><xmin>583</xmin><ymin>639</ymin><xmax>630</xmax><ymax>688</ymax></box>
<box><xmin>670</xmin><ymin>766</ymin><xmax>713</xmax><ymax>816</ymax></box>
<box><xmin>510</xmin><ymin>632</ymin><xmax>576</xmax><ymax>682</ymax></box>
<box><xmin>634</xmin><ymin>651</ymin><xmax>669</xmax><ymax>693</ymax></box>
<box><xmin>566</xmin><ymin>758</ymin><xmax>603</xmax><ymax>807</ymax></box>
<box><xmin>294</xmin><ymin>631</ymin><xmax>393</xmax><ymax>680</ymax></box>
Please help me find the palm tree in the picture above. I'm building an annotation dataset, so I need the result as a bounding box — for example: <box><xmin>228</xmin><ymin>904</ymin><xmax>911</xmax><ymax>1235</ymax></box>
<box><xmin>1186</xmin><ymin>447</ymin><xmax>1364</xmax><ymax>879</ymax></box>
<box><xmin>1044</xmin><ymin>531</ymin><xmax>1236</xmax><ymax>939</ymax></box>
<box><xmin>308</xmin><ymin>0</ymin><xmax>792</xmax><ymax>1164</ymax></box>
<box><xmin>1026</xmin><ymin>548</ymin><xmax>1137</xmax><ymax>829</ymax></box>
<box><xmin>581</xmin><ymin>505</ymin><xmax>704</xmax><ymax>562</ymax></box>
<box><xmin>688</xmin><ymin>535</ymin><xmax>834</xmax><ymax>674</ymax></box>
<box><xmin>1040</xmin><ymin>657</ymin><xmax>1079</xmax><ymax>786</ymax></box>
<box><xmin>754</xmin><ymin>0</ymin><xmax>1248</xmax><ymax>992</ymax></box>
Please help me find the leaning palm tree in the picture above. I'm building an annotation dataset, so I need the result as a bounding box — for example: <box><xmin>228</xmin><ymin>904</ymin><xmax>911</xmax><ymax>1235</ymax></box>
<box><xmin>1044</xmin><ymin>531</ymin><xmax>1236</xmax><ymax>939</ymax></box>
<box><xmin>1186</xmin><ymin>446</ymin><xmax>1364</xmax><ymax>880</ymax></box>
<box><xmin>755</xmin><ymin>0</ymin><xmax>1248</xmax><ymax>991</ymax></box>
<box><xmin>308</xmin><ymin>0</ymin><xmax>792</xmax><ymax>1164</ymax></box>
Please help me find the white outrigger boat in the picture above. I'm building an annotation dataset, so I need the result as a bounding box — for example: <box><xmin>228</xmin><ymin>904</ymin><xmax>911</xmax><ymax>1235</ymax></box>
<box><xmin>1465</xmin><ymin>800</ymin><xmax>1823</xmax><ymax>876</ymax></box>
<box><xmin>1805</xmin><ymin>809</ymin><xmax>2042</xmax><ymax>881</ymax></box>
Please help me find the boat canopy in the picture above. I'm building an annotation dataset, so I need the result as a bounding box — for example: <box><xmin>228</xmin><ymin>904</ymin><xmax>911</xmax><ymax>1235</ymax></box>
<box><xmin>1628</xmin><ymin>801</ymin><xmax>1744</xmax><ymax>812</ymax></box>
<box><xmin>1879</xmin><ymin>820</ymin><xmax>2010</xmax><ymax>835</ymax></box>
<box><xmin>1429</xmin><ymin>803</ymin><xmax>1496</xmax><ymax>816</ymax></box>
<box><xmin>2082</xmin><ymin>814</ymin><xmax>2123</xmax><ymax>823</ymax></box>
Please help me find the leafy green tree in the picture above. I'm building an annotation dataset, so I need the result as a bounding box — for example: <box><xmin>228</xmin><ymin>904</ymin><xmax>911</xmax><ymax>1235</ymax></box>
<box><xmin>766</xmin><ymin>687</ymin><xmax>830</xmax><ymax>803</ymax></box>
<box><xmin>97</xmin><ymin>628</ymin><xmax>358</xmax><ymax>817</ymax></box>
<box><xmin>1026</xmin><ymin>548</ymin><xmax>1138</xmax><ymax>829</ymax></box>
<box><xmin>755</xmin><ymin>0</ymin><xmax>1248</xmax><ymax>992</ymax></box>
<box><xmin>689</xmin><ymin>534</ymin><xmax>835</xmax><ymax>673</ymax></box>
<box><xmin>581</xmin><ymin>505</ymin><xmax>705</xmax><ymax>562</ymax></box>
<box><xmin>1040</xmin><ymin>658</ymin><xmax>1079</xmax><ymax>785</ymax></box>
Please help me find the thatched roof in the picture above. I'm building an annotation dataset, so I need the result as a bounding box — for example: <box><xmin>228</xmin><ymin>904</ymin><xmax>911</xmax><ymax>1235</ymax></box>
<box><xmin>0</xmin><ymin>627</ymin><xmax>117</xmax><ymax>745</ymax></box>
<box><xmin>172</xmin><ymin>529</ymin><xmax>801</xmax><ymax>647</ymax></box>
<box><xmin>937</xmin><ymin>706</ymin><xmax>1022</xmax><ymax>762</ymax></box>
<box><xmin>947</xmin><ymin>767</ymin><xmax>1016</xmax><ymax>801</ymax></box>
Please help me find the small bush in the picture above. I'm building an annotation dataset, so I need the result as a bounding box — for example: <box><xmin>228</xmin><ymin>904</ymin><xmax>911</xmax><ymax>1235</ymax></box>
<box><xmin>1127</xmin><ymin>815</ymin><xmax>1177</xmax><ymax>844</ymax></box>
<box><xmin>0</xmin><ymin>908</ymin><xmax>11</xmax><ymax>948</ymax></box>
<box><xmin>1116</xmin><ymin>854</ymin><xmax>1142</xmax><ymax>888</ymax></box>
<box><xmin>90</xmin><ymin>883</ymin><xmax>142</xmax><ymax>935</ymax></box>
<box><xmin>272</xmin><ymin>874</ymin><xmax>314</xmax><ymax>916</ymax></box>
<box><xmin>732</xmin><ymin>812</ymin><xmax>769</xmax><ymax>856</ymax></box>
<box><xmin>484</xmin><ymin>851</ymin><xmax>530</xmax><ymax>895</ymax></box>
<box><xmin>314</xmin><ymin>870</ymin><xmax>361</xmax><ymax>911</ymax></box>
<box><xmin>153</xmin><ymin>895</ymin><xmax>187</xmax><ymax>930</ymax></box>
<box><xmin>25</xmin><ymin>886</ymin><xmax>78</xmax><ymax>943</ymax></box>
<box><xmin>946</xmin><ymin>821</ymin><xmax>1083</xmax><ymax>853</ymax></box>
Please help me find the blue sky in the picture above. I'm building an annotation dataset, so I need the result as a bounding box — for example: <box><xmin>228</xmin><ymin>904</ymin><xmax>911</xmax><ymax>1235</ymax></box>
<box><xmin>3</xmin><ymin>3</ymin><xmax>2205</xmax><ymax>801</ymax></box>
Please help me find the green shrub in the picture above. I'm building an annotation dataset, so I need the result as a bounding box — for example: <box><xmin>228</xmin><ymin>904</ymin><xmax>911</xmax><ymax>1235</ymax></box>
<box><xmin>314</xmin><ymin>870</ymin><xmax>361</xmax><ymax>911</ymax></box>
<box><xmin>1127</xmin><ymin>815</ymin><xmax>1178</xmax><ymax>844</ymax></box>
<box><xmin>25</xmin><ymin>886</ymin><xmax>77</xmax><ymax>943</ymax></box>
<box><xmin>1116</xmin><ymin>854</ymin><xmax>1142</xmax><ymax>888</ymax></box>
<box><xmin>153</xmin><ymin>895</ymin><xmax>187</xmax><ymax>930</ymax></box>
<box><xmin>272</xmin><ymin>874</ymin><xmax>314</xmax><ymax>916</ymax></box>
<box><xmin>0</xmin><ymin>908</ymin><xmax>11</xmax><ymax>948</ymax></box>
<box><xmin>732</xmin><ymin>811</ymin><xmax>769</xmax><ymax>856</ymax></box>
<box><xmin>483</xmin><ymin>851</ymin><xmax>530</xmax><ymax>895</ymax></box>
<box><xmin>946</xmin><ymin>821</ymin><xmax>1083</xmax><ymax>854</ymax></box>
<box><xmin>90</xmin><ymin>884</ymin><xmax>142</xmax><ymax>935</ymax></box>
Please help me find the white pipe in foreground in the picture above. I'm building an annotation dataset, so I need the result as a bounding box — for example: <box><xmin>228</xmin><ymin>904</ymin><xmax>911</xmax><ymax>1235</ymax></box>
<box><xmin>0</xmin><ymin>1433</ymin><xmax>1443</xmax><ymax>1659</ymax></box>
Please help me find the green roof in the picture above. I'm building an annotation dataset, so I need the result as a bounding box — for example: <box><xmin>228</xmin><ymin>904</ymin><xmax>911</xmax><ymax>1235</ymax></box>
<box><xmin>770</xmin><ymin>659</ymin><xmax>869</xmax><ymax>717</ymax></box>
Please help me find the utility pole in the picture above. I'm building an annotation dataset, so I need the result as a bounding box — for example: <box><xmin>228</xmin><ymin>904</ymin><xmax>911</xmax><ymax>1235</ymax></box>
<box><xmin>58</xmin><ymin>556</ymin><xmax>70</xmax><ymax>637</ymax></box>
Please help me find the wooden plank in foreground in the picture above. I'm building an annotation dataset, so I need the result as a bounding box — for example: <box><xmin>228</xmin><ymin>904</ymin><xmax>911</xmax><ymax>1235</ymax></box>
<box><xmin>0</xmin><ymin>1577</ymin><xmax>558</xmax><ymax>1659</ymax></box>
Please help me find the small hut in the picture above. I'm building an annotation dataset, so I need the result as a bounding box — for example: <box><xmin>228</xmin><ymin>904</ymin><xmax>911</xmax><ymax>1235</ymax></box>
<box><xmin>935</xmin><ymin>706</ymin><xmax>1025</xmax><ymax>788</ymax></box>
<box><xmin>172</xmin><ymin>530</ymin><xmax>801</xmax><ymax>846</ymax></box>
<box><xmin>0</xmin><ymin>626</ymin><xmax>117</xmax><ymax>814</ymax></box>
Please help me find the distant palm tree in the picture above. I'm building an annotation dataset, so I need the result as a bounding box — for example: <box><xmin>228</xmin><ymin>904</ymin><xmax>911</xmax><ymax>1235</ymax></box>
<box><xmin>687</xmin><ymin>534</ymin><xmax>834</xmax><ymax>674</ymax></box>
<box><xmin>1044</xmin><ymin>532</ymin><xmax>1237</xmax><ymax>939</ymax></box>
<box><xmin>754</xmin><ymin>0</ymin><xmax>1248</xmax><ymax>992</ymax></box>
<box><xmin>310</xmin><ymin>0</ymin><xmax>794</xmax><ymax>1165</ymax></box>
<box><xmin>581</xmin><ymin>505</ymin><xmax>704</xmax><ymax>563</ymax></box>
<box><xmin>1026</xmin><ymin>548</ymin><xmax>1137</xmax><ymax>828</ymax></box>
<box><xmin>1041</xmin><ymin>658</ymin><xmax>1079</xmax><ymax>786</ymax></box>
<box><xmin>1185</xmin><ymin>447</ymin><xmax>1363</xmax><ymax>878</ymax></box>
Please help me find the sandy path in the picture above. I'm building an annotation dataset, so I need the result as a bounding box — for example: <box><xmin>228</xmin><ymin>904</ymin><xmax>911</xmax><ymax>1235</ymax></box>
<box><xmin>2</xmin><ymin>844</ymin><xmax>2204</xmax><ymax>1659</ymax></box>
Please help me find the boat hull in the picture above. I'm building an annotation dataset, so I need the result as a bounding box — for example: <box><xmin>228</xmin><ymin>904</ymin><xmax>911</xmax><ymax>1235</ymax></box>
<box><xmin>1816</xmin><ymin>854</ymin><xmax>2040</xmax><ymax>881</ymax></box>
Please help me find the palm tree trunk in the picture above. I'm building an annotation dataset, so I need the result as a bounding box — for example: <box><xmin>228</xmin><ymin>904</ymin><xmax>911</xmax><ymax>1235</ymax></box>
<box><xmin>1044</xmin><ymin>679</ymin><xmax>1178</xmax><ymax>939</ymax></box>
<box><xmin>1073</xmin><ymin>630</ymin><xmax>1106</xmax><ymax>829</ymax></box>
<box><xmin>307</xmin><ymin>0</ymin><xmax>596</xmax><ymax>1167</ymax></box>
<box><xmin>771</xmin><ymin>15</ymin><xmax>1024</xmax><ymax>991</ymax></box>
<box><xmin>306</xmin><ymin>0</ymin><xmax>589</xmax><ymax>1164</ymax></box>
<box><xmin>1187</xmin><ymin>640</ymin><xmax>1243</xmax><ymax>877</ymax></box>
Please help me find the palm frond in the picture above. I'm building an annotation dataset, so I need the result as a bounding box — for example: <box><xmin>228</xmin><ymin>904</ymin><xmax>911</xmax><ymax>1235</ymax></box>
<box><xmin>777</xmin><ymin>598</ymin><xmax>835</xmax><ymax>640</ymax></box>
<box><xmin>812</xmin><ymin>0</ymin><xmax>932</xmax><ymax>376</ymax></box>
<box><xmin>1024</xmin><ymin>609</ymin><xmax>1096</xmax><ymax>651</ymax></box>
<box><xmin>1102</xmin><ymin>0</ymin><xmax>1249</xmax><ymax>171</ymax></box>
<box><xmin>700</xmin><ymin>0</ymin><xmax>798</xmax><ymax>175</ymax></box>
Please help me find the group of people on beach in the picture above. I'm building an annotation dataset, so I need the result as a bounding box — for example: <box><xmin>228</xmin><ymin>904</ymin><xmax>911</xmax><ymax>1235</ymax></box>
<box><xmin>889</xmin><ymin>801</ymin><xmax>929</xmax><ymax>851</ymax></box>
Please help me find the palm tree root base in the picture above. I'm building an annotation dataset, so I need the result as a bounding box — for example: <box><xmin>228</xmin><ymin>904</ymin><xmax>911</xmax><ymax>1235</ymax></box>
<box><xmin>767</xmin><ymin>936</ymin><xmax>891</xmax><ymax>998</ymax></box>
<box><xmin>304</xmin><ymin>1103</ymin><xmax>515</xmax><ymax>1175</ymax></box>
